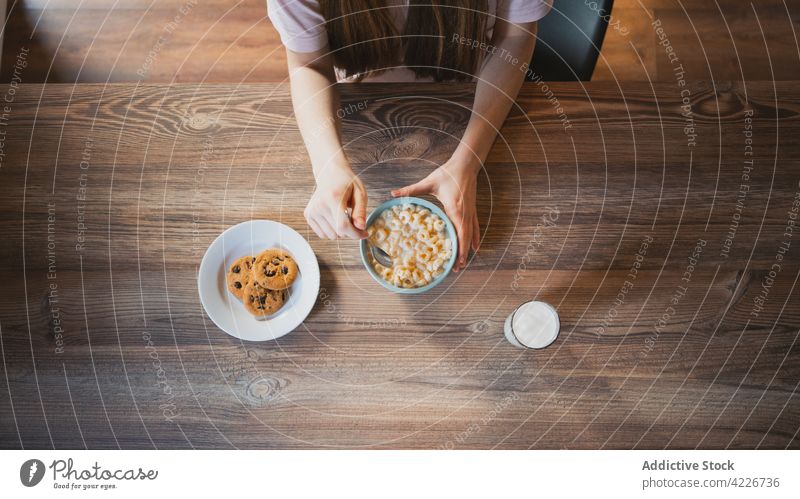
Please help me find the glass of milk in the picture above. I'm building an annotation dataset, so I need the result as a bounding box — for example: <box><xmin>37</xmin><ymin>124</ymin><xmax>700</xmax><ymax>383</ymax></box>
<box><xmin>504</xmin><ymin>301</ymin><xmax>560</xmax><ymax>349</ymax></box>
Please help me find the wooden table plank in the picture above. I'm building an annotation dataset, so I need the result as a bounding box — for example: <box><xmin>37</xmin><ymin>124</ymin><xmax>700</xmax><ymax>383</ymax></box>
<box><xmin>1</xmin><ymin>82</ymin><xmax>799</xmax><ymax>449</ymax></box>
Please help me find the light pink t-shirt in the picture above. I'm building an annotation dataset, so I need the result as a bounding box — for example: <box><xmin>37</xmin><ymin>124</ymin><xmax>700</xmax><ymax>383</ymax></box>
<box><xmin>267</xmin><ymin>0</ymin><xmax>552</xmax><ymax>81</ymax></box>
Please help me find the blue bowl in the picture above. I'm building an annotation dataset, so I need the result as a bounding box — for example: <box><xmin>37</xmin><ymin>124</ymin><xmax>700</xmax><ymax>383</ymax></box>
<box><xmin>360</xmin><ymin>197</ymin><xmax>458</xmax><ymax>294</ymax></box>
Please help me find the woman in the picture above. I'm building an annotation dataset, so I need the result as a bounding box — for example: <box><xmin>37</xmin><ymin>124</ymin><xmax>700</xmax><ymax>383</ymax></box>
<box><xmin>268</xmin><ymin>0</ymin><xmax>552</xmax><ymax>271</ymax></box>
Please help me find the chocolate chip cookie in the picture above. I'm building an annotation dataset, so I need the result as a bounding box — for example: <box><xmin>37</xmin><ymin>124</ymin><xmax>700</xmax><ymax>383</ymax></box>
<box><xmin>226</xmin><ymin>255</ymin><xmax>256</xmax><ymax>299</ymax></box>
<box><xmin>242</xmin><ymin>281</ymin><xmax>287</xmax><ymax>317</ymax></box>
<box><xmin>253</xmin><ymin>248</ymin><xmax>298</xmax><ymax>290</ymax></box>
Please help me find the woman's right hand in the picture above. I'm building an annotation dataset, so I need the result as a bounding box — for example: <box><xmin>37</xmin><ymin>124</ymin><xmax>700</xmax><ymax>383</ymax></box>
<box><xmin>304</xmin><ymin>163</ymin><xmax>368</xmax><ymax>240</ymax></box>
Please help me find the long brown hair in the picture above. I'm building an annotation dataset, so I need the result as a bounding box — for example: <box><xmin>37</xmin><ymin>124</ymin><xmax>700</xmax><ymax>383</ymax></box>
<box><xmin>320</xmin><ymin>0</ymin><xmax>489</xmax><ymax>81</ymax></box>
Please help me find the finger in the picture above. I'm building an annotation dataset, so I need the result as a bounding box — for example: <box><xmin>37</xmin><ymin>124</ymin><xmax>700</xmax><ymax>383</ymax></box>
<box><xmin>472</xmin><ymin>213</ymin><xmax>480</xmax><ymax>251</ymax></box>
<box><xmin>315</xmin><ymin>216</ymin><xmax>338</xmax><ymax>240</ymax></box>
<box><xmin>391</xmin><ymin>178</ymin><xmax>432</xmax><ymax>198</ymax></box>
<box><xmin>452</xmin><ymin>213</ymin><xmax>469</xmax><ymax>272</ymax></box>
<box><xmin>330</xmin><ymin>208</ymin><xmax>364</xmax><ymax>240</ymax></box>
<box><xmin>336</xmin><ymin>188</ymin><xmax>367</xmax><ymax>240</ymax></box>
<box><xmin>350</xmin><ymin>182</ymin><xmax>369</xmax><ymax>233</ymax></box>
<box><xmin>307</xmin><ymin>218</ymin><xmax>325</xmax><ymax>239</ymax></box>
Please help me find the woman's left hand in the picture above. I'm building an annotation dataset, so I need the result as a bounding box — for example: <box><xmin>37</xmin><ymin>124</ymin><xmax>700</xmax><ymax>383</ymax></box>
<box><xmin>391</xmin><ymin>158</ymin><xmax>481</xmax><ymax>272</ymax></box>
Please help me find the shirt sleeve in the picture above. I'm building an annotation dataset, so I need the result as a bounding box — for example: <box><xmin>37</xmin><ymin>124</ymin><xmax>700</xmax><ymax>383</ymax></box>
<box><xmin>267</xmin><ymin>0</ymin><xmax>329</xmax><ymax>53</ymax></box>
<box><xmin>496</xmin><ymin>0</ymin><xmax>553</xmax><ymax>24</ymax></box>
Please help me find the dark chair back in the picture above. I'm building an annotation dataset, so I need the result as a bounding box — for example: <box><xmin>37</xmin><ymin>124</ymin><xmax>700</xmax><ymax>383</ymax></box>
<box><xmin>528</xmin><ymin>0</ymin><xmax>614</xmax><ymax>81</ymax></box>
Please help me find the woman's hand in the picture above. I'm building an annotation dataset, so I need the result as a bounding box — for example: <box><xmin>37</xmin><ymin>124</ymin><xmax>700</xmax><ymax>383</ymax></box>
<box><xmin>305</xmin><ymin>163</ymin><xmax>368</xmax><ymax>240</ymax></box>
<box><xmin>391</xmin><ymin>158</ymin><xmax>481</xmax><ymax>271</ymax></box>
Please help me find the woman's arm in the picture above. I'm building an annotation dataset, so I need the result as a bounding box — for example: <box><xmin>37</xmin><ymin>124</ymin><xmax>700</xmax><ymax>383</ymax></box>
<box><xmin>458</xmin><ymin>20</ymin><xmax>537</xmax><ymax>168</ymax></box>
<box><xmin>287</xmin><ymin>47</ymin><xmax>368</xmax><ymax>239</ymax></box>
<box><xmin>392</xmin><ymin>20</ymin><xmax>537</xmax><ymax>271</ymax></box>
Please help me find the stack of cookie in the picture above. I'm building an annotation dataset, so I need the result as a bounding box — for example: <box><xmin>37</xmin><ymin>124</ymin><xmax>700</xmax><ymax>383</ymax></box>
<box><xmin>226</xmin><ymin>248</ymin><xmax>299</xmax><ymax>317</ymax></box>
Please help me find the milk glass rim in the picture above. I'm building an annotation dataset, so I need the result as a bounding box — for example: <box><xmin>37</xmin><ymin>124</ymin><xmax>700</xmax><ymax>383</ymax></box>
<box><xmin>507</xmin><ymin>300</ymin><xmax>560</xmax><ymax>350</ymax></box>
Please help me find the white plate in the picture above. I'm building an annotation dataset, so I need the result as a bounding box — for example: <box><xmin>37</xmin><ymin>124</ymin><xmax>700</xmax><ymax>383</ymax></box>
<box><xmin>198</xmin><ymin>220</ymin><xmax>320</xmax><ymax>341</ymax></box>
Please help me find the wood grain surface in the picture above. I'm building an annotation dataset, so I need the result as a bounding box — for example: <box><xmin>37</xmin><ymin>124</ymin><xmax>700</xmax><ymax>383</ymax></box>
<box><xmin>1</xmin><ymin>81</ymin><xmax>799</xmax><ymax>449</ymax></box>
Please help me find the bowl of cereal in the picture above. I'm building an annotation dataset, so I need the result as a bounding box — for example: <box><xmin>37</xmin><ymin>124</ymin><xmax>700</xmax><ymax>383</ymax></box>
<box><xmin>360</xmin><ymin>197</ymin><xmax>458</xmax><ymax>294</ymax></box>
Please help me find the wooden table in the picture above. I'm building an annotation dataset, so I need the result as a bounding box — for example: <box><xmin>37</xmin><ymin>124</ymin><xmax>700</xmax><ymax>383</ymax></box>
<box><xmin>1</xmin><ymin>81</ymin><xmax>798</xmax><ymax>449</ymax></box>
